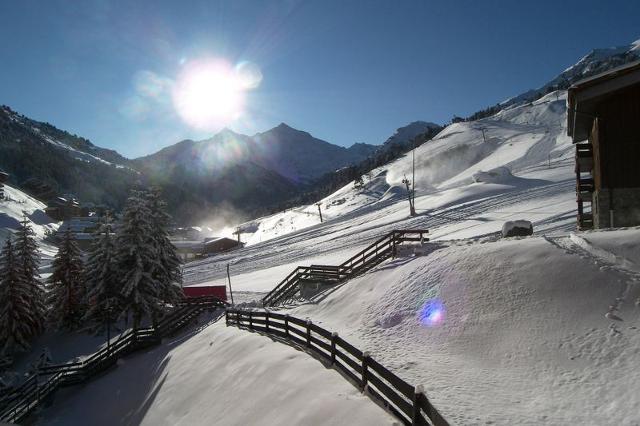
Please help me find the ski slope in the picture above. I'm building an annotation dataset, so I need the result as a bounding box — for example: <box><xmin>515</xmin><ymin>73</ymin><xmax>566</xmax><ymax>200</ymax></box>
<box><xmin>0</xmin><ymin>183</ymin><xmax>58</xmax><ymax>257</ymax></box>
<box><xmin>183</xmin><ymin>91</ymin><xmax>576</xmax><ymax>293</ymax></box>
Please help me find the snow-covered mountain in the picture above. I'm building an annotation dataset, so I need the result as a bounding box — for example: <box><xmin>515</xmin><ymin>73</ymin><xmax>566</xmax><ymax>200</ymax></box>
<box><xmin>136</xmin><ymin>123</ymin><xmax>377</xmax><ymax>185</ymax></box>
<box><xmin>502</xmin><ymin>38</ymin><xmax>640</xmax><ymax>108</ymax></box>
<box><xmin>0</xmin><ymin>105</ymin><xmax>140</xmax><ymax>209</ymax></box>
<box><xmin>382</xmin><ymin>120</ymin><xmax>441</xmax><ymax>149</ymax></box>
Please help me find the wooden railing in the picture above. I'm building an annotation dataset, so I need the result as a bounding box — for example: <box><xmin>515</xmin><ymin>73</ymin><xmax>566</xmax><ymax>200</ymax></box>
<box><xmin>226</xmin><ymin>309</ymin><xmax>448</xmax><ymax>426</ymax></box>
<box><xmin>0</xmin><ymin>296</ymin><xmax>227</xmax><ymax>424</ymax></box>
<box><xmin>262</xmin><ymin>230</ymin><xmax>429</xmax><ymax>307</ymax></box>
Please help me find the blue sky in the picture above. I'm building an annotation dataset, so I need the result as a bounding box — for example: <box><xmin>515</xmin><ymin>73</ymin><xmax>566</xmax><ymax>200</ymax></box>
<box><xmin>0</xmin><ymin>0</ymin><xmax>638</xmax><ymax>158</ymax></box>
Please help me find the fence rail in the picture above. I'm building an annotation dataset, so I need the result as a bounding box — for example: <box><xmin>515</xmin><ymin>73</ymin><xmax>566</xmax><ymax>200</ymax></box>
<box><xmin>0</xmin><ymin>296</ymin><xmax>227</xmax><ymax>424</ymax></box>
<box><xmin>262</xmin><ymin>230</ymin><xmax>429</xmax><ymax>307</ymax></box>
<box><xmin>226</xmin><ymin>309</ymin><xmax>448</xmax><ymax>426</ymax></box>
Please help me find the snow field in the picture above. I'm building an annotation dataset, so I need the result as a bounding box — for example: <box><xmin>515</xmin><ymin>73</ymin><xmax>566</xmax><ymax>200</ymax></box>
<box><xmin>37</xmin><ymin>317</ymin><xmax>398</xmax><ymax>426</ymax></box>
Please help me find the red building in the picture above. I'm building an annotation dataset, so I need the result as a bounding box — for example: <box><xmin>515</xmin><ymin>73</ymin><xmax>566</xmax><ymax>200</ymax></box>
<box><xmin>182</xmin><ymin>285</ymin><xmax>227</xmax><ymax>301</ymax></box>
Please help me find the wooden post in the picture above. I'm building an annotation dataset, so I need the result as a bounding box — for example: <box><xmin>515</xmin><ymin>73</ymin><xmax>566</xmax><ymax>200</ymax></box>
<box><xmin>285</xmin><ymin>315</ymin><xmax>290</xmax><ymax>338</ymax></box>
<box><xmin>362</xmin><ymin>351</ymin><xmax>370</xmax><ymax>391</ymax></box>
<box><xmin>226</xmin><ymin>263</ymin><xmax>235</xmax><ymax>306</ymax></box>
<box><xmin>225</xmin><ymin>309</ymin><xmax>229</xmax><ymax>326</ymax></box>
<box><xmin>316</xmin><ymin>202</ymin><xmax>323</xmax><ymax>223</ymax></box>
<box><xmin>412</xmin><ymin>384</ymin><xmax>424</xmax><ymax>425</ymax></box>
<box><xmin>265</xmin><ymin>311</ymin><xmax>270</xmax><ymax>332</ymax></box>
<box><xmin>249</xmin><ymin>311</ymin><xmax>253</xmax><ymax>330</ymax></box>
<box><xmin>306</xmin><ymin>319</ymin><xmax>312</xmax><ymax>347</ymax></box>
<box><xmin>330</xmin><ymin>332</ymin><xmax>338</xmax><ymax>365</ymax></box>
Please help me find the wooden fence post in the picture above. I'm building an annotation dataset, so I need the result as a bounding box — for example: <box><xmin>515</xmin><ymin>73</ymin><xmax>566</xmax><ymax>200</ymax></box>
<box><xmin>249</xmin><ymin>311</ymin><xmax>253</xmax><ymax>330</ymax></box>
<box><xmin>306</xmin><ymin>319</ymin><xmax>312</xmax><ymax>347</ymax></box>
<box><xmin>412</xmin><ymin>384</ymin><xmax>424</xmax><ymax>425</ymax></box>
<box><xmin>265</xmin><ymin>311</ymin><xmax>270</xmax><ymax>332</ymax></box>
<box><xmin>330</xmin><ymin>332</ymin><xmax>338</xmax><ymax>365</ymax></box>
<box><xmin>225</xmin><ymin>309</ymin><xmax>229</xmax><ymax>326</ymax></box>
<box><xmin>284</xmin><ymin>315</ymin><xmax>290</xmax><ymax>338</ymax></box>
<box><xmin>362</xmin><ymin>351</ymin><xmax>370</xmax><ymax>391</ymax></box>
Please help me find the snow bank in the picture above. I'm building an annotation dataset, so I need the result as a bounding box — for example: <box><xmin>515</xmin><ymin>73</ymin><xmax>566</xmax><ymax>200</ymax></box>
<box><xmin>36</xmin><ymin>320</ymin><xmax>396</xmax><ymax>426</ymax></box>
<box><xmin>0</xmin><ymin>184</ymin><xmax>58</xmax><ymax>256</ymax></box>
<box><xmin>471</xmin><ymin>166</ymin><xmax>513</xmax><ymax>184</ymax></box>
<box><xmin>287</xmin><ymin>235</ymin><xmax>640</xmax><ymax>425</ymax></box>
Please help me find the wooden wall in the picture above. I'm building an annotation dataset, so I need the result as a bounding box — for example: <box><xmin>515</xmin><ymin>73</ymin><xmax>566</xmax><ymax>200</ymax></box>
<box><xmin>596</xmin><ymin>84</ymin><xmax>640</xmax><ymax>188</ymax></box>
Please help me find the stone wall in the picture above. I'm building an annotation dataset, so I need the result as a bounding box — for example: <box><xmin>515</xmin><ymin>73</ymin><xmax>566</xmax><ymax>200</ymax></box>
<box><xmin>593</xmin><ymin>188</ymin><xmax>640</xmax><ymax>228</ymax></box>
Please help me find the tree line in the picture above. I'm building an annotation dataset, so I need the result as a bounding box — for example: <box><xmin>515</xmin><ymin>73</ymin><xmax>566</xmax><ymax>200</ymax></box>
<box><xmin>0</xmin><ymin>189</ymin><xmax>183</xmax><ymax>355</ymax></box>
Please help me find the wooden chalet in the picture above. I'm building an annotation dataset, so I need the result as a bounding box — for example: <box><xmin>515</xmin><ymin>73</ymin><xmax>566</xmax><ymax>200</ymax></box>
<box><xmin>203</xmin><ymin>237</ymin><xmax>244</xmax><ymax>255</ymax></box>
<box><xmin>45</xmin><ymin>196</ymin><xmax>81</xmax><ymax>221</ymax></box>
<box><xmin>568</xmin><ymin>60</ymin><xmax>640</xmax><ymax>229</ymax></box>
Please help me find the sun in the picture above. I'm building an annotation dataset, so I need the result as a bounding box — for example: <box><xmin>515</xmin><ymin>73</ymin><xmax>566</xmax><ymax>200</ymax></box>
<box><xmin>172</xmin><ymin>59</ymin><xmax>261</xmax><ymax>130</ymax></box>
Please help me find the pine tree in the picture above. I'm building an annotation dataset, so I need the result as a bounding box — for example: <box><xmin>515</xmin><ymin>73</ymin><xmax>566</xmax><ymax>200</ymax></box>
<box><xmin>145</xmin><ymin>188</ymin><xmax>183</xmax><ymax>307</ymax></box>
<box><xmin>115</xmin><ymin>191</ymin><xmax>163</xmax><ymax>329</ymax></box>
<box><xmin>354</xmin><ymin>175</ymin><xmax>365</xmax><ymax>189</ymax></box>
<box><xmin>0</xmin><ymin>238</ymin><xmax>39</xmax><ymax>354</ymax></box>
<box><xmin>47</xmin><ymin>227</ymin><xmax>85</xmax><ymax>330</ymax></box>
<box><xmin>84</xmin><ymin>213</ymin><xmax>120</xmax><ymax>330</ymax></box>
<box><xmin>14</xmin><ymin>215</ymin><xmax>45</xmax><ymax>334</ymax></box>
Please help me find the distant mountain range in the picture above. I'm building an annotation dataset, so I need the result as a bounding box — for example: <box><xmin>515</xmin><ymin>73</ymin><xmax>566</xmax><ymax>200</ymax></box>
<box><xmin>2</xmin><ymin>37</ymin><xmax>638</xmax><ymax>224</ymax></box>
<box><xmin>0</xmin><ymin>108</ymin><xmax>386</xmax><ymax>222</ymax></box>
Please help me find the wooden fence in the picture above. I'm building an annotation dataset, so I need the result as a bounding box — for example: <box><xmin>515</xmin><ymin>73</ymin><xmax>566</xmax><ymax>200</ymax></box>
<box><xmin>262</xmin><ymin>230</ymin><xmax>429</xmax><ymax>307</ymax></box>
<box><xmin>226</xmin><ymin>309</ymin><xmax>449</xmax><ymax>426</ymax></box>
<box><xmin>0</xmin><ymin>296</ymin><xmax>227</xmax><ymax>424</ymax></box>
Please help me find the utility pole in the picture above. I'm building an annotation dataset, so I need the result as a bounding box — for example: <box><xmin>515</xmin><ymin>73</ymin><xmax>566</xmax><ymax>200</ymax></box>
<box><xmin>315</xmin><ymin>202</ymin><xmax>323</xmax><ymax>223</ymax></box>
<box><xmin>402</xmin><ymin>174</ymin><xmax>416</xmax><ymax>216</ymax></box>
<box><xmin>412</xmin><ymin>136</ymin><xmax>416</xmax><ymax>213</ymax></box>
<box><xmin>233</xmin><ymin>227</ymin><xmax>242</xmax><ymax>244</ymax></box>
<box><xmin>226</xmin><ymin>263</ymin><xmax>235</xmax><ymax>306</ymax></box>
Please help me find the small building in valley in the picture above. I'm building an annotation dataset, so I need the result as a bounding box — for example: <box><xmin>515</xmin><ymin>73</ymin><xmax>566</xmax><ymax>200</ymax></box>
<box><xmin>170</xmin><ymin>236</ymin><xmax>244</xmax><ymax>262</ymax></box>
<box><xmin>568</xmin><ymin>60</ymin><xmax>640</xmax><ymax>229</ymax></box>
<box><xmin>203</xmin><ymin>237</ymin><xmax>244</xmax><ymax>255</ymax></box>
<box><xmin>45</xmin><ymin>196</ymin><xmax>81</xmax><ymax>221</ymax></box>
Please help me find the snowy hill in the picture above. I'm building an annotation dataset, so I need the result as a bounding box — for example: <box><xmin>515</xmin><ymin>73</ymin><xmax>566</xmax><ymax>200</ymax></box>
<box><xmin>212</xmin><ymin>90</ymin><xmax>571</xmax><ymax>247</ymax></box>
<box><xmin>0</xmin><ymin>183</ymin><xmax>58</xmax><ymax>255</ymax></box>
<box><xmin>382</xmin><ymin>120</ymin><xmax>441</xmax><ymax>149</ymax></box>
<box><xmin>502</xmin><ymin>38</ymin><xmax>640</xmax><ymax>108</ymax></box>
<box><xmin>0</xmin><ymin>105</ymin><xmax>140</xmax><ymax>209</ymax></box>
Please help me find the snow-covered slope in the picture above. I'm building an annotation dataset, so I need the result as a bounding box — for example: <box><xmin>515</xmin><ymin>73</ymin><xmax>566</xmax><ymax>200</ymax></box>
<box><xmin>220</xmin><ymin>90</ymin><xmax>572</xmax><ymax>247</ymax></box>
<box><xmin>502</xmin><ymin>38</ymin><xmax>640</xmax><ymax>108</ymax></box>
<box><xmin>0</xmin><ymin>183</ymin><xmax>58</xmax><ymax>255</ymax></box>
<box><xmin>36</xmin><ymin>316</ymin><xmax>397</xmax><ymax>426</ymax></box>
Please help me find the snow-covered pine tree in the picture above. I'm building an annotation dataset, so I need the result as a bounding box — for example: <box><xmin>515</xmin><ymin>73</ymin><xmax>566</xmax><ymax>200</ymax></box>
<box><xmin>14</xmin><ymin>215</ymin><xmax>45</xmax><ymax>335</ymax></box>
<box><xmin>47</xmin><ymin>227</ymin><xmax>85</xmax><ymax>330</ymax></box>
<box><xmin>115</xmin><ymin>191</ymin><xmax>163</xmax><ymax>330</ymax></box>
<box><xmin>84</xmin><ymin>213</ymin><xmax>120</xmax><ymax>330</ymax></box>
<box><xmin>145</xmin><ymin>188</ymin><xmax>183</xmax><ymax>306</ymax></box>
<box><xmin>0</xmin><ymin>238</ymin><xmax>39</xmax><ymax>354</ymax></box>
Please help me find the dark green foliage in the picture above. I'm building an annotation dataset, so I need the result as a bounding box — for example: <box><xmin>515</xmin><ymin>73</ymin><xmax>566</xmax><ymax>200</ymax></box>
<box><xmin>0</xmin><ymin>238</ymin><xmax>38</xmax><ymax>354</ymax></box>
<box><xmin>47</xmin><ymin>227</ymin><xmax>86</xmax><ymax>330</ymax></box>
<box><xmin>14</xmin><ymin>215</ymin><xmax>45</xmax><ymax>335</ymax></box>
<box><xmin>145</xmin><ymin>188</ymin><xmax>184</xmax><ymax>306</ymax></box>
<box><xmin>84</xmin><ymin>213</ymin><xmax>120</xmax><ymax>330</ymax></box>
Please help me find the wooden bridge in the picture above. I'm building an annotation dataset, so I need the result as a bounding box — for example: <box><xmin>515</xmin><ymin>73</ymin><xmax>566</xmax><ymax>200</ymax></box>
<box><xmin>262</xmin><ymin>229</ymin><xmax>429</xmax><ymax>307</ymax></box>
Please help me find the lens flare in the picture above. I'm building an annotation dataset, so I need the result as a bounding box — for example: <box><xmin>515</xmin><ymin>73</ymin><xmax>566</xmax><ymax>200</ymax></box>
<box><xmin>172</xmin><ymin>58</ymin><xmax>262</xmax><ymax>131</ymax></box>
<box><xmin>418</xmin><ymin>299</ymin><xmax>446</xmax><ymax>327</ymax></box>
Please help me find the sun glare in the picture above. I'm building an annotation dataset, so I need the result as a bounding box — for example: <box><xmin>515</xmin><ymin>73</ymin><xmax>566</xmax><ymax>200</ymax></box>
<box><xmin>172</xmin><ymin>59</ymin><xmax>261</xmax><ymax>130</ymax></box>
